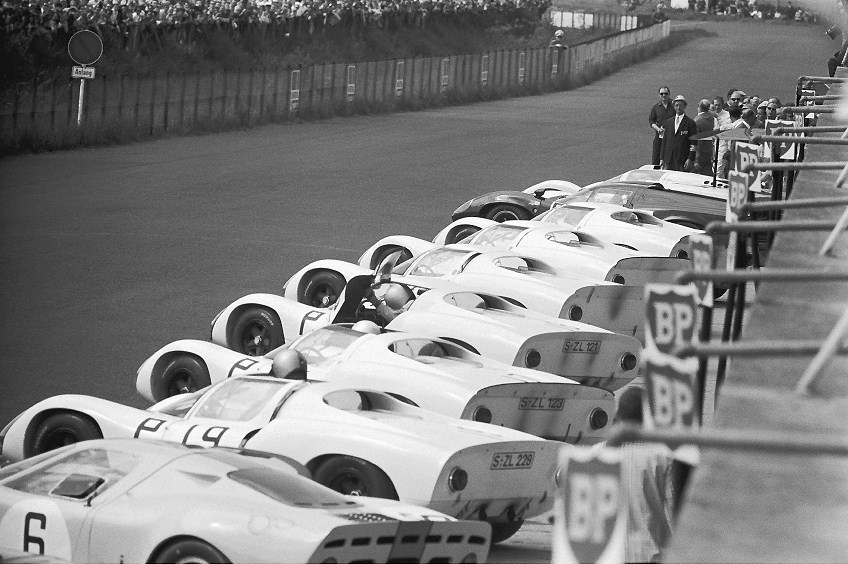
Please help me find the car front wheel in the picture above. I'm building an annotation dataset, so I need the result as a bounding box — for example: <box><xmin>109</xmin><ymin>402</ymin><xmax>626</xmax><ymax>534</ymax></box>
<box><xmin>485</xmin><ymin>204</ymin><xmax>531</xmax><ymax>222</ymax></box>
<box><xmin>30</xmin><ymin>413</ymin><xmax>103</xmax><ymax>456</ymax></box>
<box><xmin>231</xmin><ymin>306</ymin><xmax>284</xmax><ymax>356</ymax></box>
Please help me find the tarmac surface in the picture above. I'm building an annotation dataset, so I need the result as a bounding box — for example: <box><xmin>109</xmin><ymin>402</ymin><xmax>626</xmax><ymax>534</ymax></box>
<box><xmin>0</xmin><ymin>17</ymin><xmax>835</xmax><ymax>561</ymax></box>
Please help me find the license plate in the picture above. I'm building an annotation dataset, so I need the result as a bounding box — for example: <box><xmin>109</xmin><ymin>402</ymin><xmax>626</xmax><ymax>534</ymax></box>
<box><xmin>562</xmin><ymin>340</ymin><xmax>601</xmax><ymax>354</ymax></box>
<box><xmin>491</xmin><ymin>452</ymin><xmax>534</xmax><ymax>470</ymax></box>
<box><xmin>518</xmin><ymin>397</ymin><xmax>565</xmax><ymax>410</ymax></box>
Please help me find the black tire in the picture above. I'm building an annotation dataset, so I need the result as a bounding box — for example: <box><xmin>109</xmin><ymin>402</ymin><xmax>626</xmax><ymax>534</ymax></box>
<box><xmin>490</xmin><ymin>520</ymin><xmax>524</xmax><ymax>544</ymax></box>
<box><xmin>372</xmin><ymin>246</ymin><xmax>413</xmax><ymax>271</ymax></box>
<box><xmin>231</xmin><ymin>307</ymin><xmax>284</xmax><ymax>356</ymax></box>
<box><xmin>313</xmin><ymin>455</ymin><xmax>398</xmax><ymax>500</ymax></box>
<box><xmin>485</xmin><ymin>204</ymin><xmax>531</xmax><ymax>222</ymax></box>
<box><xmin>301</xmin><ymin>270</ymin><xmax>346</xmax><ymax>308</ymax></box>
<box><xmin>31</xmin><ymin>413</ymin><xmax>102</xmax><ymax>456</ymax></box>
<box><xmin>151</xmin><ymin>538</ymin><xmax>229</xmax><ymax>564</ymax></box>
<box><xmin>154</xmin><ymin>355</ymin><xmax>211</xmax><ymax>402</ymax></box>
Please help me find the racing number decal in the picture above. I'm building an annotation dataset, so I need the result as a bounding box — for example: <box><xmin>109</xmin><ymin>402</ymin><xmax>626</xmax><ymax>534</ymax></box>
<box><xmin>181</xmin><ymin>425</ymin><xmax>229</xmax><ymax>447</ymax></box>
<box><xmin>299</xmin><ymin>310</ymin><xmax>324</xmax><ymax>335</ymax></box>
<box><xmin>227</xmin><ymin>357</ymin><xmax>259</xmax><ymax>379</ymax></box>
<box><xmin>134</xmin><ymin>417</ymin><xmax>167</xmax><ymax>438</ymax></box>
<box><xmin>23</xmin><ymin>512</ymin><xmax>46</xmax><ymax>554</ymax></box>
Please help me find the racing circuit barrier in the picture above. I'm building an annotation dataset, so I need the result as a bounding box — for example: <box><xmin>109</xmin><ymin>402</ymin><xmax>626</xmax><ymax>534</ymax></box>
<box><xmin>0</xmin><ymin>20</ymin><xmax>671</xmax><ymax>152</ymax></box>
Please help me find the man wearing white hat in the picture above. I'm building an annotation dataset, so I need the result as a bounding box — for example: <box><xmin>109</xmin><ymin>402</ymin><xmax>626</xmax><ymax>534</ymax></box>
<box><xmin>659</xmin><ymin>95</ymin><xmax>697</xmax><ymax>172</ymax></box>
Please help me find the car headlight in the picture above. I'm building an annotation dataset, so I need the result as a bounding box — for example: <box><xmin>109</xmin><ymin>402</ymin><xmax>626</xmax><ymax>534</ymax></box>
<box><xmin>611</xmin><ymin>274</ymin><xmax>626</xmax><ymax>284</ymax></box>
<box><xmin>567</xmin><ymin>305</ymin><xmax>583</xmax><ymax>321</ymax></box>
<box><xmin>620</xmin><ymin>352</ymin><xmax>638</xmax><ymax>371</ymax></box>
<box><xmin>448</xmin><ymin>467</ymin><xmax>468</xmax><ymax>492</ymax></box>
<box><xmin>524</xmin><ymin>349</ymin><xmax>541</xmax><ymax>368</ymax></box>
<box><xmin>472</xmin><ymin>406</ymin><xmax>492</xmax><ymax>424</ymax></box>
<box><xmin>589</xmin><ymin>408</ymin><xmax>609</xmax><ymax>430</ymax></box>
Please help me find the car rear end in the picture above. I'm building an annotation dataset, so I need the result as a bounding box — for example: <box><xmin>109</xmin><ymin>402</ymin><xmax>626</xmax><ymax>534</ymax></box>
<box><xmin>559</xmin><ymin>284</ymin><xmax>645</xmax><ymax>343</ymax></box>
<box><xmin>460</xmin><ymin>383</ymin><xmax>612</xmax><ymax>444</ymax></box>
<box><xmin>308</xmin><ymin>518</ymin><xmax>490</xmax><ymax>563</ymax></box>
<box><xmin>604</xmin><ymin>257</ymin><xmax>690</xmax><ymax>286</ymax></box>
<box><xmin>512</xmin><ymin>331</ymin><xmax>640</xmax><ymax>392</ymax></box>
<box><xmin>425</xmin><ymin>440</ymin><xmax>559</xmax><ymax>527</ymax></box>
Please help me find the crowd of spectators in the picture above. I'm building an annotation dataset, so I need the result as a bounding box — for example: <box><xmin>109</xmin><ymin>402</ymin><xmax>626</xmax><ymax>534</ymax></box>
<box><xmin>649</xmin><ymin>0</ymin><xmax>818</xmax><ymax>21</ymax></box>
<box><xmin>2</xmin><ymin>0</ymin><xmax>550</xmax><ymax>55</ymax></box>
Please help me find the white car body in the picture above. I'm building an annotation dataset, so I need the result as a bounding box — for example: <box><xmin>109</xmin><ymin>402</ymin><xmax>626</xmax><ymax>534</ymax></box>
<box><xmin>521</xmin><ymin>180</ymin><xmax>582</xmax><ymax>198</ymax></box>
<box><xmin>601</xmin><ymin>166</ymin><xmax>729</xmax><ymax>196</ymax></box>
<box><xmin>0</xmin><ymin>439</ymin><xmax>490</xmax><ymax>563</ymax></box>
<box><xmin>137</xmin><ymin>328</ymin><xmax>614</xmax><ymax>443</ymax></box>
<box><xmin>432</xmin><ymin>219</ymin><xmax>689</xmax><ymax>286</ymax></box>
<box><xmin>0</xmin><ymin>378</ymin><xmax>561</xmax><ymax>540</ymax></box>
<box><xmin>210</xmin><ymin>283</ymin><xmax>641</xmax><ymax>390</ymax></box>
<box><xmin>534</xmin><ymin>201</ymin><xmax>701</xmax><ymax>257</ymax></box>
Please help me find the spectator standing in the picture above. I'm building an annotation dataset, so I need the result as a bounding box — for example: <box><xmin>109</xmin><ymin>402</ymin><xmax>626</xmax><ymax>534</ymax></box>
<box><xmin>755</xmin><ymin>101</ymin><xmax>768</xmax><ymax>128</ymax></box>
<box><xmin>549</xmin><ymin>28</ymin><xmax>565</xmax><ymax>50</ymax></box>
<box><xmin>649</xmin><ymin>86</ymin><xmax>676</xmax><ymax>167</ymax></box>
<box><xmin>613</xmin><ymin>386</ymin><xmax>676</xmax><ymax>563</ymax></box>
<box><xmin>660</xmin><ymin>95</ymin><xmax>697</xmax><ymax>172</ymax></box>
<box><xmin>694</xmin><ymin>98</ymin><xmax>717</xmax><ymax>175</ymax></box>
<box><xmin>717</xmin><ymin>90</ymin><xmax>746</xmax><ymax>177</ymax></box>
<box><xmin>766</xmin><ymin>99</ymin><xmax>780</xmax><ymax>121</ymax></box>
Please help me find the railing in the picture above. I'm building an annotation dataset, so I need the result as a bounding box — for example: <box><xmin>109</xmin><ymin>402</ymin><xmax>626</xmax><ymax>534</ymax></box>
<box><xmin>0</xmin><ymin>20</ymin><xmax>670</xmax><ymax>148</ymax></box>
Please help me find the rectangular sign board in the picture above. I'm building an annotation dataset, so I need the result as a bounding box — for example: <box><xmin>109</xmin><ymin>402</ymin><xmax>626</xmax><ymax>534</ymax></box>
<box><xmin>71</xmin><ymin>66</ymin><xmax>95</xmax><ymax>79</ymax></box>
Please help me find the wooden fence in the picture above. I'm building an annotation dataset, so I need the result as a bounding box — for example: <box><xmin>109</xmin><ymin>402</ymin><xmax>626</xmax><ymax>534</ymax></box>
<box><xmin>0</xmin><ymin>20</ymin><xmax>670</xmax><ymax>145</ymax></box>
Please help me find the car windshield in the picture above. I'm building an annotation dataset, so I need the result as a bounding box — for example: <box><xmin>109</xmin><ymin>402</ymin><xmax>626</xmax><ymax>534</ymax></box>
<box><xmin>469</xmin><ymin>224</ymin><xmax>526</xmax><ymax>247</ymax></box>
<box><xmin>389</xmin><ymin>338</ymin><xmax>450</xmax><ymax>359</ymax></box>
<box><xmin>408</xmin><ymin>248</ymin><xmax>475</xmax><ymax>277</ymax></box>
<box><xmin>616</xmin><ymin>170</ymin><xmax>662</xmax><ymax>182</ymax></box>
<box><xmin>192</xmin><ymin>378</ymin><xmax>286</xmax><ymax>422</ymax></box>
<box><xmin>3</xmin><ymin>447</ymin><xmax>141</xmax><ymax>498</ymax></box>
<box><xmin>536</xmin><ymin>206</ymin><xmax>592</xmax><ymax>226</ymax></box>
<box><xmin>291</xmin><ymin>326</ymin><xmax>363</xmax><ymax>364</ymax></box>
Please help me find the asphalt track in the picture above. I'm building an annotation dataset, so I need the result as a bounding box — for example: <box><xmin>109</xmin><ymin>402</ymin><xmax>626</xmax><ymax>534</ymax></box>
<box><xmin>0</xmin><ymin>18</ymin><xmax>833</xmax><ymax>560</ymax></box>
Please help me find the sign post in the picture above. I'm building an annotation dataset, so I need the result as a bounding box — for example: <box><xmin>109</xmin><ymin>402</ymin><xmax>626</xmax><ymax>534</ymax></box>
<box><xmin>67</xmin><ymin>30</ymin><xmax>103</xmax><ymax>126</ymax></box>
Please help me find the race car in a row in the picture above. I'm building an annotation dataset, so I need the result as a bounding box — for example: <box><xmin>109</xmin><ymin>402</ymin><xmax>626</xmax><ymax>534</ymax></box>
<box><xmin>285</xmin><ymin>245</ymin><xmax>647</xmax><ymax>343</ymax></box>
<box><xmin>430</xmin><ymin>220</ymin><xmax>689</xmax><ymax>285</ymax></box>
<box><xmin>0</xmin><ymin>376</ymin><xmax>562</xmax><ymax>542</ymax></box>
<box><xmin>135</xmin><ymin>325</ymin><xmax>614</xmax><ymax>443</ymax></box>
<box><xmin>0</xmin><ymin>439</ymin><xmax>491</xmax><ymax>562</ymax></box>
<box><xmin>210</xmin><ymin>278</ymin><xmax>641</xmax><ymax>391</ymax></box>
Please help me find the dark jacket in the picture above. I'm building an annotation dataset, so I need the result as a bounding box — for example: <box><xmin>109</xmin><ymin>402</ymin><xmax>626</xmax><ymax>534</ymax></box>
<box><xmin>660</xmin><ymin>114</ymin><xmax>698</xmax><ymax>171</ymax></box>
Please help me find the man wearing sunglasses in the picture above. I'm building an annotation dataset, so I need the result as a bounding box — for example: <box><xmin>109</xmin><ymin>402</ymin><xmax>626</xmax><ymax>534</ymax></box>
<box><xmin>649</xmin><ymin>86</ymin><xmax>676</xmax><ymax>168</ymax></box>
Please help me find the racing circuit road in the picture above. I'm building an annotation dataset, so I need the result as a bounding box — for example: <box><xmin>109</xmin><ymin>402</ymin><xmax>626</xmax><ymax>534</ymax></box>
<box><xmin>0</xmin><ymin>18</ymin><xmax>835</xmax><ymax>561</ymax></box>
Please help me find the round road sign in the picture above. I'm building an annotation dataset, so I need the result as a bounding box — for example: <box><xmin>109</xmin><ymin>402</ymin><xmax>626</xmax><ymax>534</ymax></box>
<box><xmin>68</xmin><ymin>30</ymin><xmax>103</xmax><ymax>66</ymax></box>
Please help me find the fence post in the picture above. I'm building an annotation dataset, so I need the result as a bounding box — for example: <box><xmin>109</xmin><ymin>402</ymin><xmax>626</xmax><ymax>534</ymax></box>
<box><xmin>235</xmin><ymin>68</ymin><xmax>243</xmax><ymax>123</ymax></box>
<box><xmin>247</xmin><ymin>67</ymin><xmax>255</xmax><ymax>123</ymax></box>
<box><xmin>259</xmin><ymin>66</ymin><xmax>267</xmax><ymax>121</ymax></box>
<box><xmin>272</xmin><ymin>66</ymin><xmax>280</xmax><ymax>120</ymax></box>
<box><xmin>193</xmin><ymin>71</ymin><xmax>201</xmax><ymax>126</ymax></box>
<box><xmin>118</xmin><ymin>75</ymin><xmax>125</xmax><ymax>122</ymax></box>
<box><xmin>162</xmin><ymin>71</ymin><xmax>171</xmax><ymax>131</ymax></box>
<box><xmin>50</xmin><ymin>77</ymin><xmax>58</xmax><ymax>129</ymax></box>
<box><xmin>221</xmin><ymin>68</ymin><xmax>228</xmax><ymax>128</ymax></box>
<box><xmin>150</xmin><ymin>72</ymin><xmax>157</xmax><ymax>136</ymax></box>
<box><xmin>133</xmin><ymin>74</ymin><xmax>141</xmax><ymax>129</ymax></box>
<box><xmin>30</xmin><ymin>77</ymin><xmax>37</xmax><ymax>126</ymax></box>
<box><xmin>179</xmin><ymin>71</ymin><xmax>187</xmax><ymax>129</ymax></box>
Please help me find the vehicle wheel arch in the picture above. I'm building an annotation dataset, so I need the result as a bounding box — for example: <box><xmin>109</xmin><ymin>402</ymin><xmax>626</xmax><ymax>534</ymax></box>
<box><xmin>150</xmin><ymin>352</ymin><xmax>211</xmax><ymax>402</ymax></box>
<box><xmin>24</xmin><ymin>409</ymin><xmax>102</xmax><ymax>458</ymax></box>
<box><xmin>441</xmin><ymin>224</ymin><xmax>483</xmax><ymax>245</ymax></box>
<box><xmin>226</xmin><ymin>303</ymin><xmax>285</xmax><ymax>351</ymax></box>
<box><xmin>147</xmin><ymin>535</ymin><xmax>229</xmax><ymax>564</ymax></box>
<box><xmin>306</xmin><ymin>453</ymin><xmax>399</xmax><ymax>500</ymax></box>
<box><xmin>481</xmin><ymin>202</ymin><xmax>531</xmax><ymax>222</ymax></box>
<box><xmin>366</xmin><ymin>245</ymin><xmax>413</xmax><ymax>271</ymax></box>
<box><xmin>297</xmin><ymin>268</ymin><xmax>347</xmax><ymax>306</ymax></box>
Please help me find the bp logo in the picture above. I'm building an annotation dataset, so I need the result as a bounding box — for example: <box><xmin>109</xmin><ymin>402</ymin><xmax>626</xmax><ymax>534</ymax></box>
<box><xmin>557</xmin><ymin>447</ymin><xmax>624</xmax><ymax>563</ymax></box>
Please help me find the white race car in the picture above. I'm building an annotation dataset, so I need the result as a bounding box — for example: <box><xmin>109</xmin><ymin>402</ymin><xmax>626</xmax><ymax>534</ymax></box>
<box><xmin>603</xmin><ymin>166</ymin><xmax>729</xmax><ymax>193</ymax></box>
<box><xmin>0</xmin><ymin>439</ymin><xmax>490</xmax><ymax>563</ymax></box>
<box><xmin>1</xmin><ymin>377</ymin><xmax>563</xmax><ymax>542</ymax></box>
<box><xmin>210</xmin><ymin>280</ymin><xmax>641</xmax><ymax>390</ymax></box>
<box><xmin>285</xmin><ymin>244</ymin><xmax>646</xmax><ymax>342</ymax></box>
<box><xmin>532</xmin><ymin>201</ymin><xmax>701</xmax><ymax>257</ymax></box>
<box><xmin>136</xmin><ymin>327</ymin><xmax>614</xmax><ymax>444</ymax></box>
<box><xmin>431</xmin><ymin>219</ymin><xmax>689</xmax><ymax>286</ymax></box>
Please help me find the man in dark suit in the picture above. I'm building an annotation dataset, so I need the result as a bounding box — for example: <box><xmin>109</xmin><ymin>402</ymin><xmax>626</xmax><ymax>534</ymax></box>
<box><xmin>660</xmin><ymin>95</ymin><xmax>697</xmax><ymax>172</ymax></box>
<box><xmin>693</xmin><ymin>98</ymin><xmax>717</xmax><ymax>175</ymax></box>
